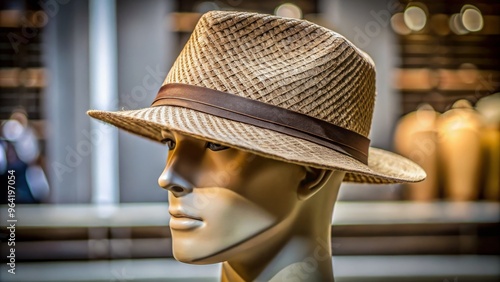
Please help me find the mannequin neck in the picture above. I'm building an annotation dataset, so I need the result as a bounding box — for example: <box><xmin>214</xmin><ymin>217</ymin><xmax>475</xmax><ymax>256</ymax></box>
<box><xmin>221</xmin><ymin>232</ymin><xmax>334</xmax><ymax>281</ymax></box>
<box><xmin>220</xmin><ymin>171</ymin><xmax>343</xmax><ymax>282</ymax></box>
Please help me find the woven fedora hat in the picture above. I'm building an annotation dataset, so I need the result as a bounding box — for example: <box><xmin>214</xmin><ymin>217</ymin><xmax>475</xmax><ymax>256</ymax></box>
<box><xmin>88</xmin><ymin>10</ymin><xmax>425</xmax><ymax>184</ymax></box>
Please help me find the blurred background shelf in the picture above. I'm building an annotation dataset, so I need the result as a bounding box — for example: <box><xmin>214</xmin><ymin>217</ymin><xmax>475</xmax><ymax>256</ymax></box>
<box><xmin>1</xmin><ymin>201</ymin><xmax>499</xmax><ymax>281</ymax></box>
<box><xmin>1</xmin><ymin>201</ymin><xmax>498</xmax><ymax>261</ymax></box>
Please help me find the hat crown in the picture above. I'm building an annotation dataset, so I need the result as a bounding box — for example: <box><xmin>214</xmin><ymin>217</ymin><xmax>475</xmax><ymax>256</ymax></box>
<box><xmin>165</xmin><ymin>11</ymin><xmax>376</xmax><ymax>137</ymax></box>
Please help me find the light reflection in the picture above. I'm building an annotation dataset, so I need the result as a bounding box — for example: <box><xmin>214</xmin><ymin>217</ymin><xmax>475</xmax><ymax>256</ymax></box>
<box><xmin>275</xmin><ymin>3</ymin><xmax>302</xmax><ymax>19</ymax></box>
<box><xmin>461</xmin><ymin>4</ymin><xmax>484</xmax><ymax>32</ymax></box>
<box><xmin>1</xmin><ymin>109</ymin><xmax>48</xmax><ymax>203</ymax></box>
<box><xmin>0</xmin><ymin>143</ymin><xmax>6</xmax><ymax>174</ymax></box>
<box><xmin>449</xmin><ymin>13</ymin><xmax>469</xmax><ymax>35</ymax></box>
<box><xmin>404</xmin><ymin>5</ymin><xmax>427</xmax><ymax>31</ymax></box>
<box><xmin>391</xmin><ymin>13</ymin><xmax>411</xmax><ymax>35</ymax></box>
<box><xmin>26</xmin><ymin>165</ymin><xmax>50</xmax><ymax>201</ymax></box>
<box><xmin>476</xmin><ymin>93</ymin><xmax>500</xmax><ymax>125</ymax></box>
<box><xmin>15</xmin><ymin>128</ymin><xmax>39</xmax><ymax>164</ymax></box>
<box><xmin>2</xmin><ymin>119</ymin><xmax>24</xmax><ymax>141</ymax></box>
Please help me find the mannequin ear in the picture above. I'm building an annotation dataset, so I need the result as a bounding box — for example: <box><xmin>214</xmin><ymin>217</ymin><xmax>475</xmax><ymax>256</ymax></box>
<box><xmin>298</xmin><ymin>167</ymin><xmax>332</xmax><ymax>200</ymax></box>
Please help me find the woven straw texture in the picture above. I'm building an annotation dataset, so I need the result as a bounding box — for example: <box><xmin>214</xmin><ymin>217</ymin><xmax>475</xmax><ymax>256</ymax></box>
<box><xmin>88</xmin><ymin>11</ymin><xmax>426</xmax><ymax>184</ymax></box>
<box><xmin>165</xmin><ymin>11</ymin><xmax>374</xmax><ymax>137</ymax></box>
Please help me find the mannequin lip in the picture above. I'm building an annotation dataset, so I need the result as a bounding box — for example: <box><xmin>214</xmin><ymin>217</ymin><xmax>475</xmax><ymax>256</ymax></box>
<box><xmin>169</xmin><ymin>209</ymin><xmax>204</xmax><ymax>231</ymax></box>
<box><xmin>169</xmin><ymin>210</ymin><xmax>203</xmax><ymax>221</ymax></box>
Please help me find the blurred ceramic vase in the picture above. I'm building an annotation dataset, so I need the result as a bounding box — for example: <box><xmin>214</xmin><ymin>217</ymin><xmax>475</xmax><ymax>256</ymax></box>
<box><xmin>437</xmin><ymin>100</ymin><xmax>482</xmax><ymax>201</ymax></box>
<box><xmin>394</xmin><ymin>104</ymin><xmax>439</xmax><ymax>201</ymax></box>
<box><xmin>476</xmin><ymin>93</ymin><xmax>500</xmax><ymax>201</ymax></box>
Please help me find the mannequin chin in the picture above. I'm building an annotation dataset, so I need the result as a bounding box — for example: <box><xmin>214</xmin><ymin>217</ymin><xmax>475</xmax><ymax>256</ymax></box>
<box><xmin>158</xmin><ymin>130</ymin><xmax>344</xmax><ymax>281</ymax></box>
<box><xmin>168</xmin><ymin>187</ymin><xmax>278</xmax><ymax>264</ymax></box>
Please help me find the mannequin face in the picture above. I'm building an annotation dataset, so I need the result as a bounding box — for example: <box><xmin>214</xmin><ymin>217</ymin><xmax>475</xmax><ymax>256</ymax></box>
<box><xmin>158</xmin><ymin>130</ymin><xmax>309</xmax><ymax>264</ymax></box>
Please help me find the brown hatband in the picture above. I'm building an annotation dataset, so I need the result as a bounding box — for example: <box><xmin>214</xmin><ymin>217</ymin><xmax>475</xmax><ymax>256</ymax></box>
<box><xmin>151</xmin><ymin>83</ymin><xmax>370</xmax><ymax>164</ymax></box>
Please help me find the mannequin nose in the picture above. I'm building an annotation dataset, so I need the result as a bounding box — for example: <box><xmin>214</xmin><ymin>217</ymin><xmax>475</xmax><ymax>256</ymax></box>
<box><xmin>158</xmin><ymin>165</ymin><xmax>193</xmax><ymax>197</ymax></box>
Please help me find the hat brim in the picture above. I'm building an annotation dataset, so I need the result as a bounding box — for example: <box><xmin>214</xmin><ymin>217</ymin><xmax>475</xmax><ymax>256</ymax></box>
<box><xmin>87</xmin><ymin>106</ymin><xmax>426</xmax><ymax>184</ymax></box>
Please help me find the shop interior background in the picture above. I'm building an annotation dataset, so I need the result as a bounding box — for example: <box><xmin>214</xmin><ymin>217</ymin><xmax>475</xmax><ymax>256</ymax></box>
<box><xmin>0</xmin><ymin>0</ymin><xmax>499</xmax><ymax>281</ymax></box>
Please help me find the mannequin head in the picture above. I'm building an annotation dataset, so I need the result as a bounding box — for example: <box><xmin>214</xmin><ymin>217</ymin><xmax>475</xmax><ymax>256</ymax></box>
<box><xmin>87</xmin><ymin>10</ymin><xmax>426</xmax><ymax>281</ymax></box>
<box><xmin>158</xmin><ymin>130</ymin><xmax>345</xmax><ymax>265</ymax></box>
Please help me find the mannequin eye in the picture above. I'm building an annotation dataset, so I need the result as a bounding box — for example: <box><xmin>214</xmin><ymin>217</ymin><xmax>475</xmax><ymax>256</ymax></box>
<box><xmin>206</xmin><ymin>142</ymin><xmax>229</xmax><ymax>151</ymax></box>
<box><xmin>161</xmin><ymin>138</ymin><xmax>176</xmax><ymax>150</ymax></box>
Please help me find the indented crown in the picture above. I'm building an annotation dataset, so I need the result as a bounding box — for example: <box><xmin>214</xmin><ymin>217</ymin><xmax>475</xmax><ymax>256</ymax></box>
<box><xmin>164</xmin><ymin>11</ymin><xmax>376</xmax><ymax>137</ymax></box>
